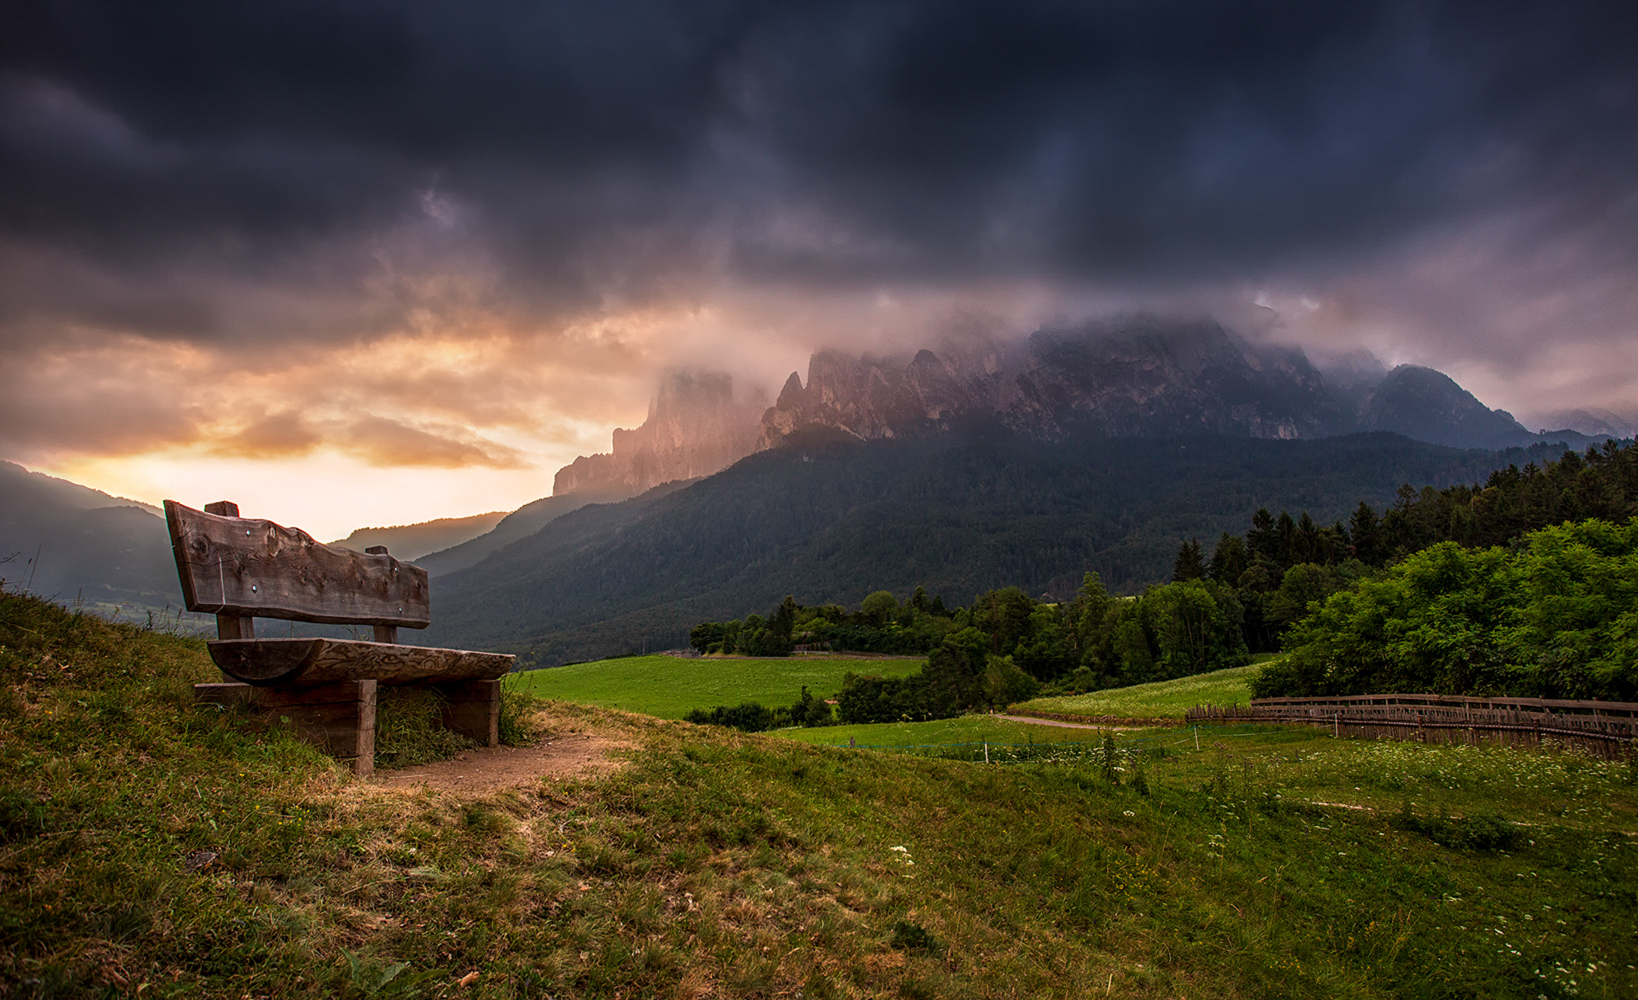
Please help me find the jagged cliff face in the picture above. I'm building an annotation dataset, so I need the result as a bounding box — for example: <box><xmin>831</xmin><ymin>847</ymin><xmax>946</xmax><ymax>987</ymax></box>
<box><xmin>560</xmin><ymin>319</ymin><xmax>1536</xmax><ymax>499</ymax></box>
<box><xmin>761</xmin><ymin>318</ymin><xmax>1350</xmax><ymax>446</ymax></box>
<box><xmin>553</xmin><ymin>371</ymin><xmax>767</xmax><ymax>497</ymax></box>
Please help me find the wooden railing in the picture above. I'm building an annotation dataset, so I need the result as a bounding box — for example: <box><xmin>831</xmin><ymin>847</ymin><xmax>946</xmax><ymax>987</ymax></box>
<box><xmin>1186</xmin><ymin>693</ymin><xmax>1638</xmax><ymax>758</ymax></box>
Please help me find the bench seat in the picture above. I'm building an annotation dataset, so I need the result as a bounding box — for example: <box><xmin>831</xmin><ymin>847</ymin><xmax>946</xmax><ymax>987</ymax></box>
<box><xmin>165</xmin><ymin>499</ymin><xmax>519</xmax><ymax>776</ymax></box>
<box><xmin>208</xmin><ymin>637</ymin><xmax>514</xmax><ymax>687</ymax></box>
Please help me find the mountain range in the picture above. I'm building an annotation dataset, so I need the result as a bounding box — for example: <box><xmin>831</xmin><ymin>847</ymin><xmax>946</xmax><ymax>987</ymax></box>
<box><xmin>0</xmin><ymin>461</ymin><xmax>179</xmax><ymax>614</ymax></box>
<box><xmin>538</xmin><ymin>317</ymin><xmax>1564</xmax><ymax>511</ymax></box>
<box><xmin>2</xmin><ymin>316</ymin><xmax>1624</xmax><ymax>652</ymax></box>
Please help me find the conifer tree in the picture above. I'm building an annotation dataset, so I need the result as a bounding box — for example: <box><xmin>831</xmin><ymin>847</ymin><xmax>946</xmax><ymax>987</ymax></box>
<box><xmin>1209</xmin><ymin>532</ymin><xmax>1249</xmax><ymax>584</ymax></box>
<box><xmin>1172</xmin><ymin>538</ymin><xmax>1205</xmax><ymax>581</ymax></box>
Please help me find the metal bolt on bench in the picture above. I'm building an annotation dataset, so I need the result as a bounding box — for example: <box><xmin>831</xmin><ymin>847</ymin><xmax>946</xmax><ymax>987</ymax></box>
<box><xmin>164</xmin><ymin>500</ymin><xmax>515</xmax><ymax>776</ymax></box>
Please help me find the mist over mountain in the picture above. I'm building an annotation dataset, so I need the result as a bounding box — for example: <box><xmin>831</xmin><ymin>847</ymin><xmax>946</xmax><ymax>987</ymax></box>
<box><xmin>1522</xmin><ymin>407</ymin><xmax>1638</xmax><ymax>439</ymax></box>
<box><xmin>1357</xmin><ymin>365</ymin><xmax>1532</xmax><ymax>450</ymax></box>
<box><xmin>758</xmin><ymin>318</ymin><xmax>1550</xmax><ymax>452</ymax></box>
<box><xmin>415</xmin><ymin>484</ymin><xmax>684</xmax><ymax>578</ymax></box>
<box><xmin>763</xmin><ymin>319</ymin><xmax>1344</xmax><ymax>445</ymax></box>
<box><xmin>0</xmin><ymin>461</ymin><xmax>180</xmax><ymax>611</ymax></box>
<box><xmin>542</xmin><ymin>318</ymin><xmax>1563</xmax><ymax>502</ymax></box>
<box><xmin>552</xmin><ymin>371</ymin><xmax>767</xmax><ymax>499</ymax></box>
<box><xmin>329</xmin><ymin>512</ymin><xmax>508</xmax><ymax>563</ymax></box>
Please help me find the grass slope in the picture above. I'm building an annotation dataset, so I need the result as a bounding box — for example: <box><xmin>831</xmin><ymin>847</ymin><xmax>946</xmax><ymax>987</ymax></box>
<box><xmin>4</xmin><ymin>590</ymin><xmax>1637</xmax><ymax>998</ymax></box>
<box><xmin>509</xmin><ymin>654</ymin><xmax>924</xmax><ymax>719</ymax></box>
<box><xmin>1016</xmin><ymin>663</ymin><xmax>1260</xmax><ymax>720</ymax></box>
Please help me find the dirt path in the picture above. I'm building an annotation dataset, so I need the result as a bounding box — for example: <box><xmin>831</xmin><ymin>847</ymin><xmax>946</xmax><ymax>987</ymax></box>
<box><xmin>993</xmin><ymin>713</ymin><xmax>1145</xmax><ymax>731</ymax></box>
<box><xmin>369</xmin><ymin>732</ymin><xmax>632</xmax><ymax>794</ymax></box>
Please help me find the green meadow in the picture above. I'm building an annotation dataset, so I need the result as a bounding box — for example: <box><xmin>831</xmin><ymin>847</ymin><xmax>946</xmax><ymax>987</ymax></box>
<box><xmin>507</xmin><ymin>652</ymin><xmax>923</xmax><ymax>719</ymax></box>
<box><xmin>1017</xmin><ymin>662</ymin><xmax>1261</xmax><ymax>719</ymax></box>
<box><xmin>6</xmin><ymin>590</ymin><xmax>1637</xmax><ymax>997</ymax></box>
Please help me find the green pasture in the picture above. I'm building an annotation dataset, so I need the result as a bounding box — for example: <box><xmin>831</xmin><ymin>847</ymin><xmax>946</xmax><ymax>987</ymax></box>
<box><xmin>1016</xmin><ymin>661</ymin><xmax>1261</xmax><ymax>719</ymax></box>
<box><xmin>6</xmin><ymin>588</ymin><xmax>1638</xmax><ymax>998</ymax></box>
<box><xmin>507</xmin><ymin>652</ymin><xmax>924</xmax><ymax>719</ymax></box>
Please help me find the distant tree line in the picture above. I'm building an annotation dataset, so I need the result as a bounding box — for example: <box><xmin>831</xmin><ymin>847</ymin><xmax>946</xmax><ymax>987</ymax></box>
<box><xmin>689</xmin><ymin>589</ymin><xmax>951</xmax><ymax>658</ymax></box>
<box><xmin>686</xmin><ymin>571</ymin><xmax>1253</xmax><ymax>729</ymax></box>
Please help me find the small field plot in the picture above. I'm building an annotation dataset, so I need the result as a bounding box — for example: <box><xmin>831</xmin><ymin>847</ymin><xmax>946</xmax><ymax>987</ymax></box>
<box><xmin>1017</xmin><ymin>662</ymin><xmax>1260</xmax><ymax>719</ymax></box>
<box><xmin>508</xmin><ymin>653</ymin><xmax>924</xmax><ymax>719</ymax></box>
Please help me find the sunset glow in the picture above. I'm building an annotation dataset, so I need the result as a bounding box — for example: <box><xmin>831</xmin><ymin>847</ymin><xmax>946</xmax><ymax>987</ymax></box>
<box><xmin>5</xmin><ymin>2</ymin><xmax>1635</xmax><ymax>532</ymax></box>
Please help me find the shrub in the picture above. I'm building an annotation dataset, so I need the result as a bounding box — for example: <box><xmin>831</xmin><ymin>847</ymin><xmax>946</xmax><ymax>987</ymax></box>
<box><xmin>683</xmin><ymin>701</ymin><xmax>775</xmax><ymax>732</ymax></box>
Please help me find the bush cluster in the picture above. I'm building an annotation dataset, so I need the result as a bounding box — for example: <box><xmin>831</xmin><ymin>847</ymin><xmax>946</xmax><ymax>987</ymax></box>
<box><xmin>1255</xmin><ymin>518</ymin><xmax>1638</xmax><ymax>701</ymax></box>
<box><xmin>683</xmin><ymin>686</ymin><xmax>837</xmax><ymax>732</ymax></box>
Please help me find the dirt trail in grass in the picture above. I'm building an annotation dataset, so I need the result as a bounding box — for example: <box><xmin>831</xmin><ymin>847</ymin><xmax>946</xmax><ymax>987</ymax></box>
<box><xmin>993</xmin><ymin>713</ymin><xmax>1148</xmax><ymax>731</ymax></box>
<box><xmin>371</xmin><ymin>732</ymin><xmax>632</xmax><ymax>794</ymax></box>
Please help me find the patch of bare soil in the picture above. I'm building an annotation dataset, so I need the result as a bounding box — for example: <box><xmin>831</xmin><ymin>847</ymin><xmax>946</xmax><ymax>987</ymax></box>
<box><xmin>370</xmin><ymin>732</ymin><xmax>633</xmax><ymax>794</ymax></box>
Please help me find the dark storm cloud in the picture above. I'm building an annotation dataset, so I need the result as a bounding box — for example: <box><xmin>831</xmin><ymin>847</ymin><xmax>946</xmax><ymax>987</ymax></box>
<box><xmin>1</xmin><ymin>0</ymin><xmax>1635</xmax><ymax>346</ymax></box>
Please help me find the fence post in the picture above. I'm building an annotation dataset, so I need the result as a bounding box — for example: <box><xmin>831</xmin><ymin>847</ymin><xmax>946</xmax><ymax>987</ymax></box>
<box><xmin>1334</xmin><ymin>712</ymin><xmax>1339</xmax><ymax>739</ymax></box>
<box><xmin>983</xmin><ymin>741</ymin><xmax>990</xmax><ymax>764</ymax></box>
<box><xmin>1194</xmin><ymin>726</ymin><xmax>1200</xmax><ymax>752</ymax></box>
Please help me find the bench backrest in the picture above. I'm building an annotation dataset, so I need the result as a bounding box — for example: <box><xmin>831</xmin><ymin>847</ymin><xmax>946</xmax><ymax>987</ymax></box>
<box><xmin>164</xmin><ymin>500</ymin><xmax>431</xmax><ymax>629</ymax></box>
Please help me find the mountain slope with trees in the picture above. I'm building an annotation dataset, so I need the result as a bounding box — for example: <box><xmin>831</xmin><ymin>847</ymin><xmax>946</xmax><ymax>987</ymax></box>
<box><xmin>425</xmin><ymin>430</ymin><xmax>1575</xmax><ymax>665</ymax></box>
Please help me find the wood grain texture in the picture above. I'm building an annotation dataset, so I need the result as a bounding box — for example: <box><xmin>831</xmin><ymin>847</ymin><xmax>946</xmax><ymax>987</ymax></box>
<box><xmin>208</xmin><ymin>637</ymin><xmax>513</xmax><ymax>687</ymax></box>
<box><xmin>165</xmin><ymin>500</ymin><xmax>431</xmax><ymax>627</ymax></box>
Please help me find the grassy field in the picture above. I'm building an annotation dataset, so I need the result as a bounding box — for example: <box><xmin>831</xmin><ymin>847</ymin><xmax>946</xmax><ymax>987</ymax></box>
<box><xmin>1016</xmin><ymin>662</ymin><xmax>1261</xmax><ymax>719</ymax></box>
<box><xmin>4</xmin><ymin>590</ymin><xmax>1637</xmax><ymax>998</ymax></box>
<box><xmin>508</xmin><ymin>653</ymin><xmax>924</xmax><ymax>719</ymax></box>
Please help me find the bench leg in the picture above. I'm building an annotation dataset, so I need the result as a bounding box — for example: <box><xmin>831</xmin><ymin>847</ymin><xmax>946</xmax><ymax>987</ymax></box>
<box><xmin>195</xmin><ymin>680</ymin><xmax>378</xmax><ymax>777</ymax></box>
<box><xmin>435</xmin><ymin>679</ymin><xmax>501</xmax><ymax>747</ymax></box>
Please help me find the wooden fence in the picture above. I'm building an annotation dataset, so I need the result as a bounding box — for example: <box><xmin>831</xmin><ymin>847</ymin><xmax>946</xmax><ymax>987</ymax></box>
<box><xmin>1186</xmin><ymin>693</ymin><xmax>1638</xmax><ymax>759</ymax></box>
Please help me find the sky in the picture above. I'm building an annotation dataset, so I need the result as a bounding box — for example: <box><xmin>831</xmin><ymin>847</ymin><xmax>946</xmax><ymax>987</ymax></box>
<box><xmin>3</xmin><ymin>0</ymin><xmax>1636</xmax><ymax>538</ymax></box>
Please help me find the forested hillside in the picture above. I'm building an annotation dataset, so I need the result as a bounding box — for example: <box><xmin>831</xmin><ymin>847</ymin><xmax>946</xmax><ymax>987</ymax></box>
<box><xmin>1241</xmin><ymin>441</ymin><xmax>1638</xmax><ymax>701</ymax></box>
<box><xmin>426</xmin><ymin>429</ymin><xmax>1573</xmax><ymax>665</ymax></box>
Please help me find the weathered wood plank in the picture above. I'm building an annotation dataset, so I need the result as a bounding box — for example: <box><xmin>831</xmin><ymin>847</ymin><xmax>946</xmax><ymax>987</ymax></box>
<box><xmin>208</xmin><ymin>637</ymin><xmax>513</xmax><ymax>687</ymax></box>
<box><xmin>164</xmin><ymin>500</ymin><xmax>431</xmax><ymax>627</ymax></box>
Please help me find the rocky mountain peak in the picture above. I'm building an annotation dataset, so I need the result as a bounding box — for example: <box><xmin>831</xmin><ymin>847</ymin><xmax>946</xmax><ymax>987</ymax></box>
<box><xmin>553</xmin><ymin>370</ymin><xmax>767</xmax><ymax>497</ymax></box>
<box><xmin>756</xmin><ymin>316</ymin><xmax>1538</xmax><ymax>451</ymax></box>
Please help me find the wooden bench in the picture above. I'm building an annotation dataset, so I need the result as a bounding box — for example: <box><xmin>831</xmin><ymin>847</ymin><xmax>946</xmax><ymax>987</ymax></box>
<box><xmin>164</xmin><ymin>499</ymin><xmax>515</xmax><ymax>776</ymax></box>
